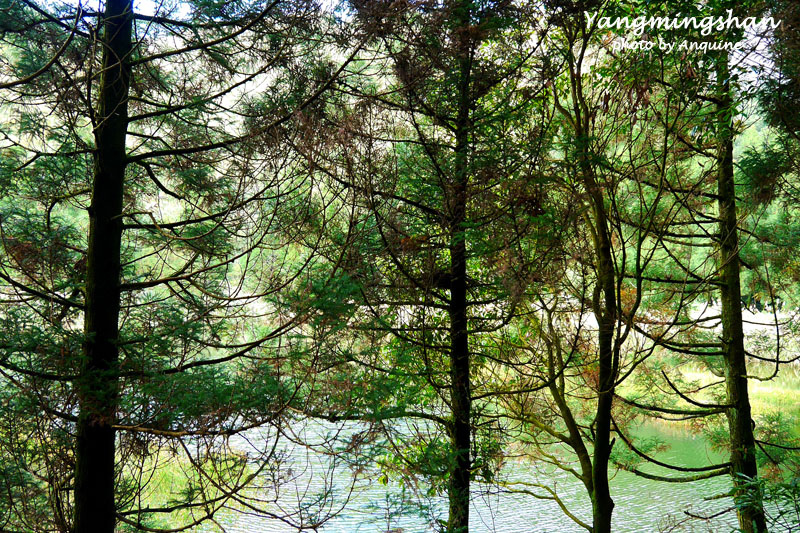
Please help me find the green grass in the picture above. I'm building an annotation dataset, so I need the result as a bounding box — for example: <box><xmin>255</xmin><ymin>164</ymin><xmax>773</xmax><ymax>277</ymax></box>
<box><xmin>681</xmin><ymin>361</ymin><xmax>800</xmax><ymax>418</ymax></box>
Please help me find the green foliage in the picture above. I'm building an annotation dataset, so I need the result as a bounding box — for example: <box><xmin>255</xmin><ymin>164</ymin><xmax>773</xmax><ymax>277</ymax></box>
<box><xmin>732</xmin><ymin>474</ymin><xmax>800</xmax><ymax>532</ymax></box>
<box><xmin>611</xmin><ymin>437</ymin><xmax>667</xmax><ymax>471</ymax></box>
<box><xmin>739</xmin><ymin>144</ymin><xmax>793</xmax><ymax>205</ymax></box>
<box><xmin>753</xmin><ymin>411</ymin><xmax>800</xmax><ymax>474</ymax></box>
<box><xmin>0</xmin><ymin>0</ymin><xmax>799</xmax><ymax>531</ymax></box>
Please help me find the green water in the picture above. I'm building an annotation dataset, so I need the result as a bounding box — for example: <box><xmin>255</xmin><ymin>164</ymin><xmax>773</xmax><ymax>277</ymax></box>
<box><xmin>196</xmin><ymin>421</ymin><xmax>780</xmax><ymax>533</ymax></box>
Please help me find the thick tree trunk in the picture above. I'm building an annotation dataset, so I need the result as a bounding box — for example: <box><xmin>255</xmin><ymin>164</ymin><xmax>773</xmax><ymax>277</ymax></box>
<box><xmin>448</xmin><ymin>214</ymin><xmax>470</xmax><ymax>533</ymax></box>
<box><xmin>447</xmin><ymin>4</ymin><xmax>472</xmax><ymax>530</ymax></box>
<box><xmin>716</xmin><ymin>59</ymin><xmax>767</xmax><ymax>533</ymax></box>
<box><xmin>73</xmin><ymin>1</ymin><xmax>132</xmax><ymax>531</ymax></box>
<box><xmin>447</xmin><ymin>71</ymin><xmax>471</xmax><ymax>533</ymax></box>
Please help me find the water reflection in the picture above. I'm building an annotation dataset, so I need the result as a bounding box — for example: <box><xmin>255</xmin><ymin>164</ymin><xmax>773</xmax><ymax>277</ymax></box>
<box><xmin>200</xmin><ymin>422</ymin><xmax>751</xmax><ymax>532</ymax></box>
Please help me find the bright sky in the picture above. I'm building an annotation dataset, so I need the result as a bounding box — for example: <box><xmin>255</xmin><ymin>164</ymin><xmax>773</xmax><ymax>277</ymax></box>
<box><xmin>135</xmin><ymin>0</ymin><xmax>337</xmax><ymax>17</ymax></box>
<box><xmin>58</xmin><ymin>0</ymin><xmax>338</xmax><ymax>17</ymax></box>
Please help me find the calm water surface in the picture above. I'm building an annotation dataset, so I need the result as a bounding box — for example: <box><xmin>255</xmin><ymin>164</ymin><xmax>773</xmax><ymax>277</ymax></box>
<box><xmin>199</xmin><ymin>422</ymin><xmax>760</xmax><ymax>533</ymax></box>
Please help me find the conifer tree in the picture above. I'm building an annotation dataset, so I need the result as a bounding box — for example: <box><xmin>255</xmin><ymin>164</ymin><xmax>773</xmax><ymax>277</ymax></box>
<box><xmin>293</xmin><ymin>1</ymin><xmax>553</xmax><ymax>530</ymax></box>
<box><xmin>0</xmin><ymin>1</ymin><xmax>358</xmax><ymax>530</ymax></box>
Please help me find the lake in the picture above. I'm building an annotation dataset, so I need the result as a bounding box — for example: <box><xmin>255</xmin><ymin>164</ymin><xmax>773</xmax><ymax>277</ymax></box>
<box><xmin>190</xmin><ymin>420</ymin><xmax>788</xmax><ymax>533</ymax></box>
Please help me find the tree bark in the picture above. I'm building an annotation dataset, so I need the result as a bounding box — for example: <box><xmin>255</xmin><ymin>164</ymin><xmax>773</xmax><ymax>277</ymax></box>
<box><xmin>447</xmin><ymin>3</ymin><xmax>472</xmax><ymax>531</ymax></box>
<box><xmin>573</xmin><ymin>82</ymin><xmax>617</xmax><ymax>531</ymax></box>
<box><xmin>559</xmin><ymin>38</ymin><xmax>618</xmax><ymax>530</ymax></box>
<box><xmin>73</xmin><ymin>1</ymin><xmax>132</xmax><ymax>531</ymax></box>
<box><xmin>448</xmin><ymin>191</ymin><xmax>471</xmax><ymax>533</ymax></box>
<box><xmin>716</xmin><ymin>58</ymin><xmax>767</xmax><ymax>533</ymax></box>
<box><xmin>587</xmin><ymin>188</ymin><xmax>617</xmax><ymax>533</ymax></box>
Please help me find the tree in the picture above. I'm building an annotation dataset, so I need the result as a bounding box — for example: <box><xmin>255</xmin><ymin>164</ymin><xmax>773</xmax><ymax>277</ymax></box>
<box><xmin>0</xmin><ymin>0</ymin><xmax>360</xmax><ymax>530</ymax></box>
<box><xmin>493</xmin><ymin>5</ymin><xmax>712</xmax><ymax>530</ymax></box>
<box><xmin>586</xmin><ymin>2</ymin><xmax>800</xmax><ymax>530</ymax></box>
<box><xmin>289</xmin><ymin>1</ymin><xmax>553</xmax><ymax>530</ymax></box>
<box><xmin>714</xmin><ymin>42</ymin><xmax>768</xmax><ymax>532</ymax></box>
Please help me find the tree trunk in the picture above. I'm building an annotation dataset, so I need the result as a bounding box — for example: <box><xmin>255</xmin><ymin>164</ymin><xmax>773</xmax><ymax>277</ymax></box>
<box><xmin>447</xmin><ymin>4</ymin><xmax>472</xmax><ymax>530</ymax></box>
<box><xmin>73</xmin><ymin>1</ymin><xmax>132</xmax><ymax>531</ymax></box>
<box><xmin>573</xmin><ymin>103</ymin><xmax>617</xmax><ymax>531</ymax></box>
<box><xmin>716</xmin><ymin>58</ymin><xmax>767</xmax><ymax>533</ymax></box>
<box><xmin>560</xmin><ymin>24</ymin><xmax>618</xmax><ymax>531</ymax></box>
<box><xmin>448</xmin><ymin>204</ymin><xmax>470</xmax><ymax>533</ymax></box>
<box><xmin>589</xmin><ymin>193</ymin><xmax>617</xmax><ymax>533</ymax></box>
